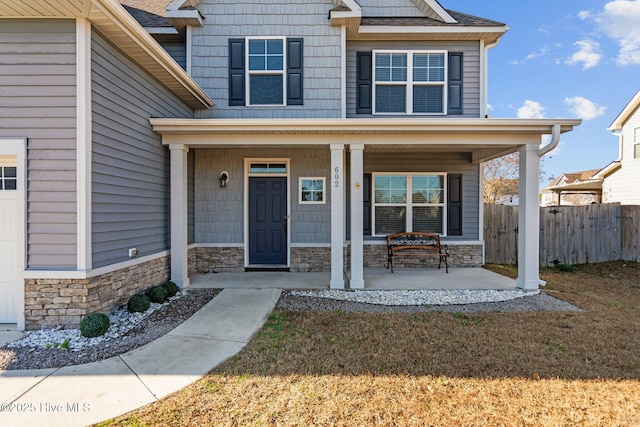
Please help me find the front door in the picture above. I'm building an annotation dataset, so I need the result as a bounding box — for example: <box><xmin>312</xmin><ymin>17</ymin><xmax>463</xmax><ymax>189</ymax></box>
<box><xmin>0</xmin><ymin>162</ymin><xmax>18</xmax><ymax>323</ymax></box>
<box><xmin>248</xmin><ymin>177</ymin><xmax>287</xmax><ymax>265</ymax></box>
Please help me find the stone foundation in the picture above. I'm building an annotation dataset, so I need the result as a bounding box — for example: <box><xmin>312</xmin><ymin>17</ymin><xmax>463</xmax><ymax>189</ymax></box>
<box><xmin>195</xmin><ymin>247</ymin><xmax>244</xmax><ymax>272</ymax></box>
<box><xmin>290</xmin><ymin>247</ymin><xmax>331</xmax><ymax>272</ymax></box>
<box><xmin>24</xmin><ymin>256</ymin><xmax>170</xmax><ymax>330</ymax></box>
<box><xmin>363</xmin><ymin>243</ymin><xmax>483</xmax><ymax>268</ymax></box>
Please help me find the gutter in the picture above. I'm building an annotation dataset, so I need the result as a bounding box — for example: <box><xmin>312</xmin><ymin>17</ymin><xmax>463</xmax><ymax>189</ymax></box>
<box><xmin>538</xmin><ymin>123</ymin><xmax>560</xmax><ymax>157</ymax></box>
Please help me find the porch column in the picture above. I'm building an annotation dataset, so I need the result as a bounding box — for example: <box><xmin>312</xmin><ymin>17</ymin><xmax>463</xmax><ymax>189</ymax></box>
<box><xmin>330</xmin><ymin>144</ymin><xmax>345</xmax><ymax>289</ymax></box>
<box><xmin>517</xmin><ymin>143</ymin><xmax>541</xmax><ymax>290</ymax></box>
<box><xmin>170</xmin><ymin>144</ymin><xmax>189</xmax><ymax>289</ymax></box>
<box><xmin>350</xmin><ymin>144</ymin><xmax>365</xmax><ymax>288</ymax></box>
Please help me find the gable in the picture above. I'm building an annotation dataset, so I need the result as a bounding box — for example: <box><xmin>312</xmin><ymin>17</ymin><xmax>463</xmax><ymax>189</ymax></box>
<box><xmin>358</xmin><ymin>0</ymin><xmax>426</xmax><ymax>17</ymax></box>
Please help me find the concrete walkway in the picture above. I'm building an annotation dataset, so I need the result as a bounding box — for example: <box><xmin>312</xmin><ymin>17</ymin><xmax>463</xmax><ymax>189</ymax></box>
<box><xmin>0</xmin><ymin>288</ymin><xmax>281</xmax><ymax>427</ymax></box>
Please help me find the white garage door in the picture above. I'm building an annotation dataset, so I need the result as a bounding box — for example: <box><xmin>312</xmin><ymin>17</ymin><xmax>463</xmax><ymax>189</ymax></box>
<box><xmin>0</xmin><ymin>161</ymin><xmax>18</xmax><ymax>323</ymax></box>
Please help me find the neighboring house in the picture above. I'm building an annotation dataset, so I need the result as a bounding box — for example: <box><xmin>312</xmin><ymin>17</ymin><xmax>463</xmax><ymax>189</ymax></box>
<box><xmin>603</xmin><ymin>90</ymin><xmax>640</xmax><ymax>205</ymax></box>
<box><xmin>540</xmin><ymin>169</ymin><xmax>602</xmax><ymax>206</ymax></box>
<box><xmin>0</xmin><ymin>0</ymin><xmax>580</xmax><ymax>330</ymax></box>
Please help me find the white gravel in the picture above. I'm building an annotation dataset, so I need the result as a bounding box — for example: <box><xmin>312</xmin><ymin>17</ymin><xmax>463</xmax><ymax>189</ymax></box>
<box><xmin>7</xmin><ymin>292</ymin><xmax>186</xmax><ymax>353</ymax></box>
<box><xmin>290</xmin><ymin>289</ymin><xmax>541</xmax><ymax>306</ymax></box>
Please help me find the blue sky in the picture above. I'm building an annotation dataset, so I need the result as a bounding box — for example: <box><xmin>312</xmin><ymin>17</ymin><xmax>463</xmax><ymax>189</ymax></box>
<box><xmin>447</xmin><ymin>0</ymin><xmax>640</xmax><ymax>183</ymax></box>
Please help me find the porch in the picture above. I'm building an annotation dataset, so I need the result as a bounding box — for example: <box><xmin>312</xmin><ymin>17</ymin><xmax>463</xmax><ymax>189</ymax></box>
<box><xmin>189</xmin><ymin>267</ymin><xmax>516</xmax><ymax>290</ymax></box>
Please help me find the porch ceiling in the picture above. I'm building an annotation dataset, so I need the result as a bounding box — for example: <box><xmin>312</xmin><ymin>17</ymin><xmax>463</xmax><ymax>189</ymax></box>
<box><xmin>151</xmin><ymin>118</ymin><xmax>581</xmax><ymax>164</ymax></box>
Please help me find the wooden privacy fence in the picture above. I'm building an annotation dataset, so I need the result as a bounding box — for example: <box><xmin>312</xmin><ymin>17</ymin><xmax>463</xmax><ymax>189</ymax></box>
<box><xmin>484</xmin><ymin>203</ymin><xmax>640</xmax><ymax>266</ymax></box>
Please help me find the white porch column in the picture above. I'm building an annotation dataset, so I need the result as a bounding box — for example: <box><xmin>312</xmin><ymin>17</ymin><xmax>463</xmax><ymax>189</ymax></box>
<box><xmin>350</xmin><ymin>144</ymin><xmax>365</xmax><ymax>288</ymax></box>
<box><xmin>517</xmin><ymin>143</ymin><xmax>541</xmax><ymax>290</ymax></box>
<box><xmin>330</xmin><ymin>144</ymin><xmax>345</xmax><ymax>289</ymax></box>
<box><xmin>170</xmin><ymin>144</ymin><xmax>189</xmax><ymax>289</ymax></box>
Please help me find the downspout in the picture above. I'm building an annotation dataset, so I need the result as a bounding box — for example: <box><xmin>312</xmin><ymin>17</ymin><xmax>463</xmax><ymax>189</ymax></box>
<box><xmin>538</xmin><ymin>124</ymin><xmax>561</xmax><ymax>157</ymax></box>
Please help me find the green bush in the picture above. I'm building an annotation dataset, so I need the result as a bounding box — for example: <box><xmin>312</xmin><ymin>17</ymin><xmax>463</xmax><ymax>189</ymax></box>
<box><xmin>80</xmin><ymin>313</ymin><xmax>110</xmax><ymax>338</ymax></box>
<box><xmin>146</xmin><ymin>285</ymin><xmax>168</xmax><ymax>303</ymax></box>
<box><xmin>127</xmin><ymin>294</ymin><xmax>151</xmax><ymax>313</ymax></box>
<box><xmin>555</xmin><ymin>263</ymin><xmax>575</xmax><ymax>273</ymax></box>
<box><xmin>163</xmin><ymin>281</ymin><xmax>180</xmax><ymax>298</ymax></box>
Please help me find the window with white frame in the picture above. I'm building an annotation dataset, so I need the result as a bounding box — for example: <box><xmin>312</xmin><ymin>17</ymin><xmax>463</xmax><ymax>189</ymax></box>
<box><xmin>373</xmin><ymin>50</ymin><xmax>447</xmax><ymax>115</ymax></box>
<box><xmin>634</xmin><ymin>127</ymin><xmax>640</xmax><ymax>159</ymax></box>
<box><xmin>0</xmin><ymin>164</ymin><xmax>17</xmax><ymax>190</ymax></box>
<box><xmin>247</xmin><ymin>38</ymin><xmax>285</xmax><ymax>105</ymax></box>
<box><xmin>372</xmin><ymin>173</ymin><xmax>446</xmax><ymax>235</ymax></box>
<box><xmin>299</xmin><ymin>177</ymin><xmax>325</xmax><ymax>204</ymax></box>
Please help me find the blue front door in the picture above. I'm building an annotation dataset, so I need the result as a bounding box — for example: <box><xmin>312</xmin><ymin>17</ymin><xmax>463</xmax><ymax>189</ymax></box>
<box><xmin>249</xmin><ymin>177</ymin><xmax>287</xmax><ymax>265</ymax></box>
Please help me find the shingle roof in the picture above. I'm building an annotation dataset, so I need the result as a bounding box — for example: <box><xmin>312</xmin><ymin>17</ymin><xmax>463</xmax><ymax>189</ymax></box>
<box><xmin>120</xmin><ymin>0</ymin><xmax>173</xmax><ymax>27</ymax></box>
<box><xmin>361</xmin><ymin>9</ymin><xmax>505</xmax><ymax>27</ymax></box>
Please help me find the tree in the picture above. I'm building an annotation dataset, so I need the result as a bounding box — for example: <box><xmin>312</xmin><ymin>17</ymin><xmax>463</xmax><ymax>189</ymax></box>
<box><xmin>483</xmin><ymin>152</ymin><xmax>519</xmax><ymax>204</ymax></box>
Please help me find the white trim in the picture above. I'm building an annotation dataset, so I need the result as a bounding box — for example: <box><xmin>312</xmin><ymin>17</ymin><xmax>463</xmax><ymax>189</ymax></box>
<box><xmin>350</xmin><ymin>144</ymin><xmax>365</xmax><ymax>289</ymax></box>
<box><xmin>290</xmin><ymin>243</ymin><xmax>332</xmax><ymax>248</ymax></box>
<box><xmin>330</xmin><ymin>145</ymin><xmax>345</xmax><ymax>289</ymax></box>
<box><xmin>170</xmin><ymin>145</ymin><xmax>190</xmax><ymax>289</ymax></box>
<box><xmin>609</xmin><ymin>89</ymin><xmax>640</xmax><ymax>131</ymax></box>
<box><xmin>0</xmin><ymin>138</ymin><xmax>26</xmax><ymax>330</ymax></box>
<box><xmin>244</xmin><ymin>158</ymin><xmax>291</xmax><ymax>268</ymax></box>
<box><xmin>195</xmin><ymin>243</ymin><xmax>244</xmax><ymax>248</ymax></box>
<box><xmin>76</xmin><ymin>18</ymin><xmax>92</xmax><ymax>273</ymax></box>
<box><xmin>341</xmin><ymin>25</ymin><xmax>347</xmax><ymax>119</ymax></box>
<box><xmin>417</xmin><ymin>0</ymin><xmax>457</xmax><ymax>23</ymax></box>
<box><xmin>186</xmin><ymin>25</ymin><xmax>192</xmax><ymax>75</ymax></box>
<box><xmin>298</xmin><ymin>177</ymin><xmax>326</xmax><ymax>204</ymax></box>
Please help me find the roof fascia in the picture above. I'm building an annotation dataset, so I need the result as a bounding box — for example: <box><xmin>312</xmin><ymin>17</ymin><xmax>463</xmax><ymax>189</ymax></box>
<box><xmin>608</xmin><ymin>89</ymin><xmax>640</xmax><ymax>131</ymax></box>
<box><xmin>358</xmin><ymin>25</ymin><xmax>508</xmax><ymax>36</ymax></box>
<box><xmin>413</xmin><ymin>0</ymin><xmax>456</xmax><ymax>23</ymax></box>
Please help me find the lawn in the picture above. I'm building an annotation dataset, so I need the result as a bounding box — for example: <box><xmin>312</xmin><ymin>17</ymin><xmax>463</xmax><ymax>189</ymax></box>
<box><xmin>100</xmin><ymin>262</ymin><xmax>640</xmax><ymax>426</ymax></box>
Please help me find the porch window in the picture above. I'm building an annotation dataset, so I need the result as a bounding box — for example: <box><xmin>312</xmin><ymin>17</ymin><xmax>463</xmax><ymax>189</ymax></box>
<box><xmin>372</xmin><ymin>173</ymin><xmax>446</xmax><ymax>236</ymax></box>
<box><xmin>635</xmin><ymin>127</ymin><xmax>640</xmax><ymax>159</ymax></box>
<box><xmin>299</xmin><ymin>177</ymin><xmax>325</xmax><ymax>204</ymax></box>
<box><xmin>373</xmin><ymin>50</ymin><xmax>446</xmax><ymax>115</ymax></box>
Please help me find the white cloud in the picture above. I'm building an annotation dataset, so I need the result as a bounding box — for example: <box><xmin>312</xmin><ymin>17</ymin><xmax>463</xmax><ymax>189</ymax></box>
<box><xmin>512</xmin><ymin>46</ymin><xmax>550</xmax><ymax>65</ymax></box>
<box><xmin>565</xmin><ymin>40</ymin><xmax>602</xmax><ymax>69</ymax></box>
<box><xmin>517</xmin><ymin>100</ymin><xmax>546</xmax><ymax>119</ymax></box>
<box><xmin>564</xmin><ymin>96</ymin><xmax>607</xmax><ymax>120</ymax></box>
<box><xmin>578</xmin><ymin>10</ymin><xmax>591</xmax><ymax>19</ymax></box>
<box><xmin>594</xmin><ymin>0</ymin><xmax>640</xmax><ymax>65</ymax></box>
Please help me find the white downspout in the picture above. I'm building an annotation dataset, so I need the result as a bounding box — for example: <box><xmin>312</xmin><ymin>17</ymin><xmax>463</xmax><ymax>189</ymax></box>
<box><xmin>538</xmin><ymin>124</ymin><xmax>561</xmax><ymax>157</ymax></box>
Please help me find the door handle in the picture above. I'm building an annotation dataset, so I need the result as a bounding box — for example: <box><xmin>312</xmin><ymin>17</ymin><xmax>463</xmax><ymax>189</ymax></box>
<box><xmin>283</xmin><ymin>215</ymin><xmax>288</xmax><ymax>235</ymax></box>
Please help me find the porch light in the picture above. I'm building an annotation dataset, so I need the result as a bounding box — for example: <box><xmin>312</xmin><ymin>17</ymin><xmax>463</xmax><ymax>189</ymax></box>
<box><xmin>219</xmin><ymin>171</ymin><xmax>229</xmax><ymax>188</ymax></box>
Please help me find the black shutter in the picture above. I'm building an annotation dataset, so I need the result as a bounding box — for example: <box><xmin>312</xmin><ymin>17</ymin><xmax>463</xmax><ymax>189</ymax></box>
<box><xmin>363</xmin><ymin>173</ymin><xmax>372</xmax><ymax>236</ymax></box>
<box><xmin>447</xmin><ymin>174</ymin><xmax>463</xmax><ymax>236</ymax></box>
<box><xmin>229</xmin><ymin>38</ymin><xmax>245</xmax><ymax>106</ymax></box>
<box><xmin>447</xmin><ymin>52</ymin><xmax>463</xmax><ymax>115</ymax></box>
<box><xmin>356</xmin><ymin>52</ymin><xmax>373</xmax><ymax>114</ymax></box>
<box><xmin>287</xmin><ymin>38</ymin><xmax>304</xmax><ymax>105</ymax></box>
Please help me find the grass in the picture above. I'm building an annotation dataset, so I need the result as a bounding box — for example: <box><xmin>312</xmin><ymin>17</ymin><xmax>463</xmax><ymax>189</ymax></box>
<box><xmin>100</xmin><ymin>261</ymin><xmax>640</xmax><ymax>426</ymax></box>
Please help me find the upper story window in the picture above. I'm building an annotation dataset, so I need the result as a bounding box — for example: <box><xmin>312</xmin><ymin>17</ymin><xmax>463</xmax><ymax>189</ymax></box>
<box><xmin>634</xmin><ymin>127</ymin><xmax>640</xmax><ymax>159</ymax></box>
<box><xmin>373</xmin><ymin>50</ymin><xmax>447</xmax><ymax>115</ymax></box>
<box><xmin>356</xmin><ymin>50</ymin><xmax>462</xmax><ymax>116</ymax></box>
<box><xmin>229</xmin><ymin>38</ymin><xmax>303</xmax><ymax>107</ymax></box>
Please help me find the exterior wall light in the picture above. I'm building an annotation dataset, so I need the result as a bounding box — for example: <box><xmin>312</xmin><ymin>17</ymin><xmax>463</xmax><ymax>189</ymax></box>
<box><xmin>219</xmin><ymin>171</ymin><xmax>229</xmax><ymax>188</ymax></box>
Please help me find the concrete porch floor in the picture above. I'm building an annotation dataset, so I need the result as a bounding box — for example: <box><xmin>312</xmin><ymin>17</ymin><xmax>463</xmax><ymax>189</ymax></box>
<box><xmin>189</xmin><ymin>267</ymin><xmax>516</xmax><ymax>291</ymax></box>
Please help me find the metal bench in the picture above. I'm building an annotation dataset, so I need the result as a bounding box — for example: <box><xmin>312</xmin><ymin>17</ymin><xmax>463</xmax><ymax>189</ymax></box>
<box><xmin>386</xmin><ymin>232</ymin><xmax>449</xmax><ymax>273</ymax></box>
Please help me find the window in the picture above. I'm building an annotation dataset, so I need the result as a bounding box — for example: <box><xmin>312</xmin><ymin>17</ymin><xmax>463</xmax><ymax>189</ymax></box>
<box><xmin>249</xmin><ymin>162</ymin><xmax>287</xmax><ymax>174</ymax></box>
<box><xmin>0</xmin><ymin>165</ymin><xmax>17</xmax><ymax>190</ymax></box>
<box><xmin>635</xmin><ymin>127</ymin><xmax>640</xmax><ymax>159</ymax></box>
<box><xmin>299</xmin><ymin>177</ymin><xmax>325</xmax><ymax>204</ymax></box>
<box><xmin>373</xmin><ymin>50</ymin><xmax>446</xmax><ymax>115</ymax></box>
<box><xmin>372</xmin><ymin>173</ymin><xmax>446</xmax><ymax>235</ymax></box>
<box><xmin>229</xmin><ymin>38</ymin><xmax>303</xmax><ymax>106</ymax></box>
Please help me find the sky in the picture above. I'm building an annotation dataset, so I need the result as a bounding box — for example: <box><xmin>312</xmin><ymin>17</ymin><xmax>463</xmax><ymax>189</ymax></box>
<box><xmin>447</xmin><ymin>0</ymin><xmax>640</xmax><ymax>184</ymax></box>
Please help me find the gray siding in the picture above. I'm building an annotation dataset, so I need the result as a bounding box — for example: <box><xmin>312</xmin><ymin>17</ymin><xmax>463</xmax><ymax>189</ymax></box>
<box><xmin>364</xmin><ymin>152</ymin><xmax>480</xmax><ymax>240</ymax></box>
<box><xmin>359</xmin><ymin>0</ymin><xmax>425</xmax><ymax>17</ymax></box>
<box><xmin>191</xmin><ymin>0</ymin><xmax>342</xmax><ymax>119</ymax></box>
<box><xmin>91</xmin><ymin>30</ymin><xmax>193</xmax><ymax>268</ymax></box>
<box><xmin>0</xmin><ymin>19</ymin><xmax>77</xmax><ymax>269</ymax></box>
<box><xmin>161</xmin><ymin>42</ymin><xmax>187</xmax><ymax>70</ymax></box>
<box><xmin>346</xmin><ymin>41</ymin><xmax>481</xmax><ymax>118</ymax></box>
<box><xmin>194</xmin><ymin>148</ymin><xmax>331</xmax><ymax>244</ymax></box>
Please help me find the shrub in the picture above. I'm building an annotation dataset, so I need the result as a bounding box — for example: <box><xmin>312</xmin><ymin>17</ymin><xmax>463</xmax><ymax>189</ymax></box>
<box><xmin>163</xmin><ymin>281</ymin><xmax>180</xmax><ymax>298</ymax></box>
<box><xmin>146</xmin><ymin>285</ymin><xmax>168</xmax><ymax>303</ymax></box>
<box><xmin>555</xmin><ymin>263</ymin><xmax>575</xmax><ymax>273</ymax></box>
<box><xmin>80</xmin><ymin>313</ymin><xmax>110</xmax><ymax>338</ymax></box>
<box><xmin>127</xmin><ymin>294</ymin><xmax>151</xmax><ymax>313</ymax></box>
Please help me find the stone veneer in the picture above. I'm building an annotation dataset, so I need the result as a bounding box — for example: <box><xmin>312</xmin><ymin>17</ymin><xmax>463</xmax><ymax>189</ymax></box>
<box><xmin>363</xmin><ymin>243</ymin><xmax>483</xmax><ymax>268</ymax></box>
<box><xmin>24</xmin><ymin>256</ymin><xmax>170</xmax><ymax>330</ymax></box>
<box><xmin>195</xmin><ymin>247</ymin><xmax>244</xmax><ymax>272</ymax></box>
<box><xmin>290</xmin><ymin>247</ymin><xmax>331</xmax><ymax>272</ymax></box>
